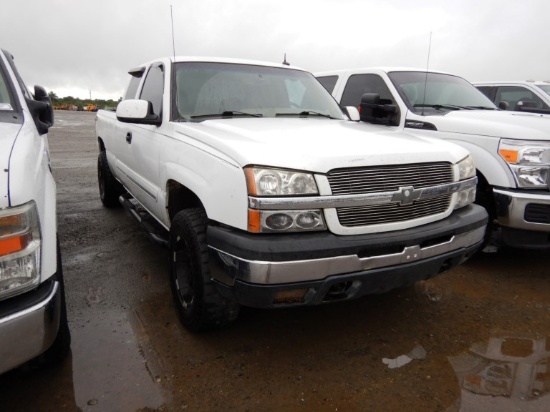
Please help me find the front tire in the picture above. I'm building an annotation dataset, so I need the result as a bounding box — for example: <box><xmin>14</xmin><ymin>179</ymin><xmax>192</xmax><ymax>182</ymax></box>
<box><xmin>169</xmin><ymin>208</ymin><xmax>240</xmax><ymax>332</ymax></box>
<box><xmin>98</xmin><ymin>150</ymin><xmax>124</xmax><ymax>208</ymax></box>
<box><xmin>33</xmin><ymin>240</ymin><xmax>71</xmax><ymax>367</ymax></box>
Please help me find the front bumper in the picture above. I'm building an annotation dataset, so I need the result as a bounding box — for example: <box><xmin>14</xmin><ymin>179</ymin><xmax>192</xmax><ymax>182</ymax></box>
<box><xmin>0</xmin><ymin>278</ymin><xmax>61</xmax><ymax>374</ymax></box>
<box><xmin>494</xmin><ymin>188</ymin><xmax>550</xmax><ymax>249</ymax></box>
<box><xmin>208</xmin><ymin>204</ymin><xmax>488</xmax><ymax>307</ymax></box>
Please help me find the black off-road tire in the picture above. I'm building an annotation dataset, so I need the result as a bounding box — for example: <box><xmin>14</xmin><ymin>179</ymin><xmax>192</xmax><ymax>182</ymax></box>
<box><xmin>474</xmin><ymin>175</ymin><xmax>498</xmax><ymax>252</ymax></box>
<box><xmin>98</xmin><ymin>150</ymin><xmax>124</xmax><ymax>208</ymax></box>
<box><xmin>169</xmin><ymin>208</ymin><xmax>240</xmax><ymax>332</ymax></box>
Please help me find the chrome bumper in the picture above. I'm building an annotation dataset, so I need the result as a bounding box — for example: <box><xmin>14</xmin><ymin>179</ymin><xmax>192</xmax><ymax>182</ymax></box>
<box><xmin>209</xmin><ymin>226</ymin><xmax>486</xmax><ymax>286</ymax></box>
<box><xmin>0</xmin><ymin>281</ymin><xmax>61</xmax><ymax>374</ymax></box>
<box><xmin>494</xmin><ymin>188</ymin><xmax>550</xmax><ymax>232</ymax></box>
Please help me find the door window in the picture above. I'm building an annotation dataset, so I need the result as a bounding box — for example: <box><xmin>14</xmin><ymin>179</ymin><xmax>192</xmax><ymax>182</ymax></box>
<box><xmin>341</xmin><ymin>74</ymin><xmax>395</xmax><ymax>107</ymax></box>
<box><xmin>140</xmin><ymin>64</ymin><xmax>164</xmax><ymax>116</ymax></box>
<box><xmin>496</xmin><ymin>86</ymin><xmax>549</xmax><ymax>111</ymax></box>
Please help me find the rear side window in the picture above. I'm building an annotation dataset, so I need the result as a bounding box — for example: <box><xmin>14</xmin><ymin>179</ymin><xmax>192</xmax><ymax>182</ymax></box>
<box><xmin>123</xmin><ymin>76</ymin><xmax>142</xmax><ymax>100</ymax></box>
<box><xmin>476</xmin><ymin>86</ymin><xmax>496</xmax><ymax>101</ymax></box>
<box><xmin>140</xmin><ymin>64</ymin><xmax>164</xmax><ymax>116</ymax></box>
<box><xmin>0</xmin><ymin>68</ymin><xmax>14</xmax><ymax>110</ymax></box>
<box><xmin>340</xmin><ymin>74</ymin><xmax>395</xmax><ymax>107</ymax></box>
<box><xmin>317</xmin><ymin>75</ymin><xmax>338</xmax><ymax>93</ymax></box>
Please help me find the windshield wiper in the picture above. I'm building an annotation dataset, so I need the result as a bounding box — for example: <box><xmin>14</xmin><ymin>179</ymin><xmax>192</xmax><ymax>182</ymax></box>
<box><xmin>413</xmin><ymin>104</ymin><xmax>472</xmax><ymax>111</ymax></box>
<box><xmin>190</xmin><ymin>111</ymin><xmax>263</xmax><ymax>120</ymax></box>
<box><xmin>465</xmin><ymin>106</ymin><xmax>497</xmax><ymax>110</ymax></box>
<box><xmin>276</xmin><ymin>110</ymin><xmax>338</xmax><ymax>119</ymax></box>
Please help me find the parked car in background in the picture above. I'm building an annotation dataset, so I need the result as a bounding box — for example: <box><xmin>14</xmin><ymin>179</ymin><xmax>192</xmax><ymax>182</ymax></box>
<box><xmin>316</xmin><ymin>68</ymin><xmax>550</xmax><ymax>250</ymax></box>
<box><xmin>474</xmin><ymin>81</ymin><xmax>550</xmax><ymax>115</ymax></box>
<box><xmin>0</xmin><ymin>48</ymin><xmax>70</xmax><ymax>374</ymax></box>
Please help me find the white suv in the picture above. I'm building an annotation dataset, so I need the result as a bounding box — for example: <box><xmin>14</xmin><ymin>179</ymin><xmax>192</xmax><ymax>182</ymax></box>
<box><xmin>474</xmin><ymin>81</ymin><xmax>550</xmax><ymax>115</ymax></box>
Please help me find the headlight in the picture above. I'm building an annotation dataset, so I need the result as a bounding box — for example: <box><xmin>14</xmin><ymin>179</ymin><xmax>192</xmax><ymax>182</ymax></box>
<box><xmin>454</xmin><ymin>155</ymin><xmax>477</xmax><ymax>209</ymax></box>
<box><xmin>245</xmin><ymin>167</ymin><xmax>318</xmax><ymax>196</ymax></box>
<box><xmin>245</xmin><ymin>167</ymin><xmax>325</xmax><ymax>233</ymax></box>
<box><xmin>0</xmin><ymin>201</ymin><xmax>41</xmax><ymax>300</ymax></box>
<box><xmin>457</xmin><ymin>154</ymin><xmax>476</xmax><ymax>180</ymax></box>
<box><xmin>499</xmin><ymin>139</ymin><xmax>550</xmax><ymax>188</ymax></box>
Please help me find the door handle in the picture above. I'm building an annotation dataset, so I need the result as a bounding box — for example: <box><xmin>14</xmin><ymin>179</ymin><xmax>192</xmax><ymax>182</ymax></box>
<box><xmin>126</xmin><ymin>132</ymin><xmax>132</xmax><ymax>143</ymax></box>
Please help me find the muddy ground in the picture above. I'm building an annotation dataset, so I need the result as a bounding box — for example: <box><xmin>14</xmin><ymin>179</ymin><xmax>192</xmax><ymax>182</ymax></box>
<box><xmin>0</xmin><ymin>111</ymin><xmax>549</xmax><ymax>412</ymax></box>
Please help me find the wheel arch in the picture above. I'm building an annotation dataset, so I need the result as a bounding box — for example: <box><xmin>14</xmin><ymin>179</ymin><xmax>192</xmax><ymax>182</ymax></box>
<box><xmin>97</xmin><ymin>136</ymin><xmax>106</xmax><ymax>152</ymax></box>
<box><xmin>475</xmin><ymin>169</ymin><xmax>497</xmax><ymax>218</ymax></box>
<box><xmin>166</xmin><ymin>180</ymin><xmax>205</xmax><ymax>224</ymax></box>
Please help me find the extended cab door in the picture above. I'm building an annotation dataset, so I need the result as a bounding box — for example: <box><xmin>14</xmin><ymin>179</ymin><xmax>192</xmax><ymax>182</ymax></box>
<box><xmin>115</xmin><ymin>63</ymin><xmax>164</xmax><ymax>214</ymax></box>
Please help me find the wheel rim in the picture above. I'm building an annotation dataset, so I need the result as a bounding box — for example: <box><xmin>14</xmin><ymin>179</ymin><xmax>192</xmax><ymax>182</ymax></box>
<box><xmin>172</xmin><ymin>234</ymin><xmax>195</xmax><ymax>310</ymax></box>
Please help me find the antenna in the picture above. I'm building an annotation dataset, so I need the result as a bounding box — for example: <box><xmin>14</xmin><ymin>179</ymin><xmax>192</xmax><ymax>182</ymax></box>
<box><xmin>282</xmin><ymin>53</ymin><xmax>290</xmax><ymax>66</ymax></box>
<box><xmin>170</xmin><ymin>5</ymin><xmax>176</xmax><ymax>60</ymax></box>
<box><xmin>421</xmin><ymin>32</ymin><xmax>432</xmax><ymax>116</ymax></box>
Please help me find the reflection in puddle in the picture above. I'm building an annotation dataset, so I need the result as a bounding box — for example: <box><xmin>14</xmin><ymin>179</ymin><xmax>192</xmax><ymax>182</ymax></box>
<box><xmin>449</xmin><ymin>331</ymin><xmax>550</xmax><ymax>411</ymax></box>
<box><xmin>382</xmin><ymin>345</ymin><xmax>427</xmax><ymax>369</ymax></box>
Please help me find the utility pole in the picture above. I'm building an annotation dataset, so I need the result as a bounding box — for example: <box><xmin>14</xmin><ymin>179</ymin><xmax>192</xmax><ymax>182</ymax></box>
<box><xmin>89</xmin><ymin>90</ymin><xmax>92</xmax><ymax>100</ymax></box>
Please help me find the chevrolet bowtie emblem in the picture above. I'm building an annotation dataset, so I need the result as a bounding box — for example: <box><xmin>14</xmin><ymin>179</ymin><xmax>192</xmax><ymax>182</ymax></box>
<box><xmin>391</xmin><ymin>186</ymin><xmax>421</xmax><ymax>205</ymax></box>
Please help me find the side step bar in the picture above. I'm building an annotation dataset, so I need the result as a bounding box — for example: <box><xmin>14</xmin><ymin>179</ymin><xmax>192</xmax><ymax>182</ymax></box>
<box><xmin>119</xmin><ymin>194</ymin><xmax>169</xmax><ymax>247</ymax></box>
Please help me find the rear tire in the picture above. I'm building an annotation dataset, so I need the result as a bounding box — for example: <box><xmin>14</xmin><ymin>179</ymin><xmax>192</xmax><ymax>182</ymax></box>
<box><xmin>98</xmin><ymin>150</ymin><xmax>124</xmax><ymax>208</ymax></box>
<box><xmin>169</xmin><ymin>208</ymin><xmax>240</xmax><ymax>332</ymax></box>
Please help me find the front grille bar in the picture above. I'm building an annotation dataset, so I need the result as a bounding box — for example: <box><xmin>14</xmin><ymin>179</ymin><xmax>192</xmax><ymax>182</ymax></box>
<box><xmin>248</xmin><ymin>177</ymin><xmax>477</xmax><ymax>211</ymax></box>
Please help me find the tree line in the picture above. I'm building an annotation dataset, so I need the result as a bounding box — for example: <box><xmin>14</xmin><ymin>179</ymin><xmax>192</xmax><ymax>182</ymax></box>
<box><xmin>48</xmin><ymin>91</ymin><xmax>120</xmax><ymax>111</ymax></box>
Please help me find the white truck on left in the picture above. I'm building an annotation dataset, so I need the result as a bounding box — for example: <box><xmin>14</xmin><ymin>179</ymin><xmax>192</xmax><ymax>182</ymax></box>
<box><xmin>0</xmin><ymin>49</ymin><xmax>70</xmax><ymax>373</ymax></box>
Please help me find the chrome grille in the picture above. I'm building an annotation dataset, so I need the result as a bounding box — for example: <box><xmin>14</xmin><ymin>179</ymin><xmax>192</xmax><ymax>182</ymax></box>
<box><xmin>328</xmin><ymin>162</ymin><xmax>453</xmax><ymax>195</ymax></box>
<box><xmin>327</xmin><ymin>163</ymin><xmax>453</xmax><ymax>227</ymax></box>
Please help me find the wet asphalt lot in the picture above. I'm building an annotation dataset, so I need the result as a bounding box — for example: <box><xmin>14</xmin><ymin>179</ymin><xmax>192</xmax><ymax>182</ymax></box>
<box><xmin>0</xmin><ymin>110</ymin><xmax>549</xmax><ymax>412</ymax></box>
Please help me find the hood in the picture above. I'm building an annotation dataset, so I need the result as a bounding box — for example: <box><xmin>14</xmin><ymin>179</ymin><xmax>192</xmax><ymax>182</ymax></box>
<box><xmin>419</xmin><ymin>110</ymin><xmax>550</xmax><ymax>141</ymax></box>
<box><xmin>173</xmin><ymin>118</ymin><xmax>467</xmax><ymax>173</ymax></box>
<box><xmin>0</xmin><ymin>122</ymin><xmax>22</xmax><ymax>204</ymax></box>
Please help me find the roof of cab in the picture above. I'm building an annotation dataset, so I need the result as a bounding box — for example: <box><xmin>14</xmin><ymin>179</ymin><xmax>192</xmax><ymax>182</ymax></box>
<box><xmin>314</xmin><ymin>67</ymin><xmax>452</xmax><ymax>77</ymax></box>
<box><xmin>129</xmin><ymin>56</ymin><xmax>305</xmax><ymax>74</ymax></box>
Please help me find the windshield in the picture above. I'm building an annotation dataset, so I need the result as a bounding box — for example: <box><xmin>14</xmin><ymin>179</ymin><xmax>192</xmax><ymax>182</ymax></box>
<box><xmin>535</xmin><ymin>84</ymin><xmax>550</xmax><ymax>97</ymax></box>
<box><xmin>388</xmin><ymin>71</ymin><xmax>497</xmax><ymax>113</ymax></box>
<box><xmin>0</xmin><ymin>66</ymin><xmax>15</xmax><ymax>112</ymax></box>
<box><xmin>173</xmin><ymin>62</ymin><xmax>345</xmax><ymax>121</ymax></box>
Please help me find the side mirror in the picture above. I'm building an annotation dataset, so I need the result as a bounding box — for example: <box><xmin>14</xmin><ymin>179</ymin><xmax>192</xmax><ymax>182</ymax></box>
<box><xmin>359</xmin><ymin>93</ymin><xmax>399</xmax><ymax>126</ymax></box>
<box><xmin>516</xmin><ymin>100</ymin><xmax>538</xmax><ymax>111</ymax></box>
<box><xmin>343</xmin><ymin>106</ymin><xmax>360</xmax><ymax>121</ymax></box>
<box><xmin>25</xmin><ymin>85</ymin><xmax>54</xmax><ymax>135</ymax></box>
<box><xmin>116</xmin><ymin>99</ymin><xmax>161</xmax><ymax>125</ymax></box>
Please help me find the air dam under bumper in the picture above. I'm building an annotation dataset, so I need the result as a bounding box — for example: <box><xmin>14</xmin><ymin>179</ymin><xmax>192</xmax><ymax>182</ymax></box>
<box><xmin>208</xmin><ymin>204</ymin><xmax>488</xmax><ymax>308</ymax></box>
<box><xmin>0</xmin><ymin>279</ymin><xmax>61</xmax><ymax>374</ymax></box>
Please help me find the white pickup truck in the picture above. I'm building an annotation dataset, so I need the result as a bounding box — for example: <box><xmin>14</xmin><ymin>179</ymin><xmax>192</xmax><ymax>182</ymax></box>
<box><xmin>316</xmin><ymin>68</ymin><xmax>550</xmax><ymax>250</ymax></box>
<box><xmin>0</xmin><ymin>49</ymin><xmax>70</xmax><ymax>373</ymax></box>
<box><xmin>95</xmin><ymin>57</ymin><xmax>487</xmax><ymax>331</ymax></box>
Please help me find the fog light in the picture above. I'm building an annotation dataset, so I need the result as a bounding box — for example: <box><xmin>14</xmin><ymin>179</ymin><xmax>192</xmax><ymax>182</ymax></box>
<box><xmin>455</xmin><ymin>187</ymin><xmax>476</xmax><ymax>209</ymax></box>
<box><xmin>273</xmin><ymin>289</ymin><xmax>308</xmax><ymax>304</ymax></box>
<box><xmin>296</xmin><ymin>212</ymin><xmax>321</xmax><ymax>229</ymax></box>
<box><xmin>265</xmin><ymin>213</ymin><xmax>293</xmax><ymax>230</ymax></box>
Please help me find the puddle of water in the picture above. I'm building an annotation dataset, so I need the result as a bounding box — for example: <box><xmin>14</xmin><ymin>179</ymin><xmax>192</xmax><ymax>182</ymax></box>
<box><xmin>449</xmin><ymin>331</ymin><xmax>550</xmax><ymax>412</ymax></box>
<box><xmin>71</xmin><ymin>312</ymin><xmax>165</xmax><ymax>411</ymax></box>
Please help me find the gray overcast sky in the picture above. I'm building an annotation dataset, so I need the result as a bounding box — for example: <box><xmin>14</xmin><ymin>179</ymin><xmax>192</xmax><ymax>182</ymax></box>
<box><xmin>2</xmin><ymin>0</ymin><xmax>548</xmax><ymax>100</ymax></box>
